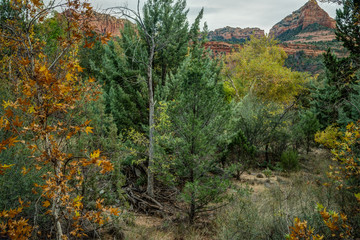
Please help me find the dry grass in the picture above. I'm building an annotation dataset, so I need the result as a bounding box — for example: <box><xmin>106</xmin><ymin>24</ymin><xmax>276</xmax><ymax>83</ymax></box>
<box><xmin>122</xmin><ymin>213</ymin><xmax>216</xmax><ymax>240</ymax></box>
<box><xmin>216</xmin><ymin>148</ymin><xmax>338</xmax><ymax>240</ymax></box>
<box><xmin>120</xmin><ymin>148</ymin><xmax>335</xmax><ymax>240</ymax></box>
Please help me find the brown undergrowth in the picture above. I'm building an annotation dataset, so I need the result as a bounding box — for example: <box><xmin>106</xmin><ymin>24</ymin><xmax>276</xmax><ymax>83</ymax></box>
<box><xmin>120</xmin><ymin>148</ymin><xmax>334</xmax><ymax>240</ymax></box>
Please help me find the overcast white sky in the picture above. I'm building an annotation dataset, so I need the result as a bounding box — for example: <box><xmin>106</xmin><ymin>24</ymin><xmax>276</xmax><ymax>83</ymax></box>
<box><xmin>90</xmin><ymin>0</ymin><xmax>340</xmax><ymax>33</ymax></box>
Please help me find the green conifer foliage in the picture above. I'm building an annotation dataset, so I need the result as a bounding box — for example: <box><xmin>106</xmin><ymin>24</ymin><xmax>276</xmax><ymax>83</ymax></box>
<box><xmin>312</xmin><ymin>0</ymin><xmax>360</xmax><ymax>127</ymax></box>
<box><xmin>80</xmin><ymin>39</ymin><xmax>148</xmax><ymax>134</ymax></box>
<box><xmin>71</xmin><ymin>93</ymin><xmax>127</xmax><ymax>207</ymax></box>
<box><xmin>111</xmin><ymin>0</ymin><xmax>204</xmax><ymax>196</ymax></box>
<box><xmin>165</xmin><ymin>45</ymin><xmax>229</xmax><ymax>224</ymax></box>
<box><xmin>336</xmin><ymin>0</ymin><xmax>360</xmax><ymax>57</ymax></box>
<box><xmin>296</xmin><ymin>110</ymin><xmax>320</xmax><ymax>153</ymax></box>
<box><xmin>226</xmin><ymin>129</ymin><xmax>256</xmax><ymax>179</ymax></box>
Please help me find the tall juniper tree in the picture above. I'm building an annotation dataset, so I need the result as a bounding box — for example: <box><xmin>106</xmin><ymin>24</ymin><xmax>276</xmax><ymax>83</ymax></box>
<box><xmin>164</xmin><ymin>44</ymin><xmax>230</xmax><ymax>224</ymax></box>
<box><xmin>79</xmin><ymin>23</ymin><xmax>149</xmax><ymax>134</ymax></box>
<box><xmin>111</xmin><ymin>0</ymin><xmax>203</xmax><ymax>196</ymax></box>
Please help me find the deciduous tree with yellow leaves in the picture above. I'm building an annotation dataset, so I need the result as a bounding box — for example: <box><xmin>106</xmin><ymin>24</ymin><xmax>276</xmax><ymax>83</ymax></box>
<box><xmin>0</xmin><ymin>0</ymin><xmax>119</xmax><ymax>239</ymax></box>
<box><xmin>223</xmin><ymin>36</ymin><xmax>308</xmax><ymax>104</ymax></box>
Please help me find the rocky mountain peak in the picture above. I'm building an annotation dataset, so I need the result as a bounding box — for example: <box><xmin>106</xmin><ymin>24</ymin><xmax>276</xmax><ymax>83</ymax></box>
<box><xmin>269</xmin><ymin>0</ymin><xmax>336</xmax><ymax>39</ymax></box>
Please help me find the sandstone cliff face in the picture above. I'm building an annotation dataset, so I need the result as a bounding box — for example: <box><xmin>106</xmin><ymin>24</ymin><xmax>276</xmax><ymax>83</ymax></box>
<box><xmin>208</xmin><ymin>26</ymin><xmax>265</xmax><ymax>42</ymax></box>
<box><xmin>204</xmin><ymin>41</ymin><xmax>328</xmax><ymax>57</ymax></box>
<box><xmin>204</xmin><ymin>41</ymin><xmax>240</xmax><ymax>56</ymax></box>
<box><xmin>90</xmin><ymin>12</ymin><xmax>129</xmax><ymax>37</ymax></box>
<box><xmin>269</xmin><ymin>0</ymin><xmax>335</xmax><ymax>39</ymax></box>
<box><xmin>280</xmin><ymin>43</ymin><xmax>326</xmax><ymax>56</ymax></box>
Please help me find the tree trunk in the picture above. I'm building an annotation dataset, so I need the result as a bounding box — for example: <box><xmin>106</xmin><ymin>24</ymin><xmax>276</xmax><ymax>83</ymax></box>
<box><xmin>265</xmin><ymin>144</ymin><xmax>270</xmax><ymax>166</ymax></box>
<box><xmin>189</xmin><ymin>191</ymin><xmax>195</xmax><ymax>225</ymax></box>
<box><xmin>147</xmin><ymin>42</ymin><xmax>155</xmax><ymax>197</ymax></box>
<box><xmin>189</xmin><ymin>168</ymin><xmax>195</xmax><ymax>225</ymax></box>
<box><xmin>236</xmin><ymin>170</ymin><xmax>240</xmax><ymax>180</ymax></box>
<box><xmin>54</xmin><ymin>162</ymin><xmax>64</xmax><ymax>240</ymax></box>
<box><xmin>189</xmin><ymin>127</ymin><xmax>196</xmax><ymax>224</ymax></box>
<box><xmin>46</xmin><ymin>133</ymin><xmax>64</xmax><ymax>240</ymax></box>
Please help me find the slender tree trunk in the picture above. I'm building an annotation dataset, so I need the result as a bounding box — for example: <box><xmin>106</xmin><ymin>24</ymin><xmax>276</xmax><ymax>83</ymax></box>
<box><xmin>236</xmin><ymin>170</ymin><xmax>240</xmax><ymax>180</ymax></box>
<box><xmin>147</xmin><ymin>42</ymin><xmax>155</xmax><ymax>197</ymax></box>
<box><xmin>190</xmin><ymin>191</ymin><xmax>195</xmax><ymax>225</ymax></box>
<box><xmin>189</xmin><ymin>168</ymin><xmax>195</xmax><ymax>225</ymax></box>
<box><xmin>54</xmin><ymin>162</ymin><xmax>64</xmax><ymax>240</ymax></box>
<box><xmin>189</xmin><ymin>117</ymin><xmax>196</xmax><ymax>224</ymax></box>
<box><xmin>265</xmin><ymin>144</ymin><xmax>270</xmax><ymax>166</ymax></box>
<box><xmin>46</xmin><ymin>133</ymin><xmax>63</xmax><ymax>240</ymax></box>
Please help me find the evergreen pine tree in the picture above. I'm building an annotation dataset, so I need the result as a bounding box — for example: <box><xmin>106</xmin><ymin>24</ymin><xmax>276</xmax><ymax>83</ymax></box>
<box><xmin>165</xmin><ymin>45</ymin><xmax>229</xmax><ymax>224</ymax></box>
<box><xmin>80</xmin><ymin>39</ymin><xmax>148</xmax><ymax>134</ymax></box>
<box><xmin>312</xmin><ymin>0</ymin><xmax>360</xmax><ymax>127</ymax></box>
<box><xmin>112</xmin><ymin>0</ymin><xmax>204</xmax><ymax>196</ymax></box>
<box><xmin>336</xmin><ymin>0</ymin><xmax>360</xmax><ymax>58</ymax></box>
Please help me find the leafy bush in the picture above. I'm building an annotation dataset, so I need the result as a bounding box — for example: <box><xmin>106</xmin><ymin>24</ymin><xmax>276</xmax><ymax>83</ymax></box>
<box><xmin>279</xmin><ymin>150</ymin><xmax>299</xmax><ymax>172</ymax></box>
<box><xmin>295</xmin><ymin>110</ymin><xmax>321</xmax><ymax>153</ymax></box>
<box><xmin>315</xmin><ymin>121</ymin><xmax>360</xmax><ymax>234</ymax></box>
<box><xmin>262</xmin><ymin>168</ymin><xmax>272</xmax><ymax>178</ymax></box>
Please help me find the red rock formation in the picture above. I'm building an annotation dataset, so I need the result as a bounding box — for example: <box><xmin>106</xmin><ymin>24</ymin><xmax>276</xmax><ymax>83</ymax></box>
<box><xmin>60</xmin><ymin>10</ymin><xmax>128</xmax><ymax>38</ymax></box>
<box><xmin>208</xmin><ymin>27</ymin><xmax>265</xmax><ymax>42</ymax></box>
<box><xmin>269</xmin><ymin>0</ymin><xmax>336</xmax><ymax>39</ymax></box>
<box><xmin>205</xmin><ymin>41</ymin><xmax>326</xmax><ymax>57</ymax></box>
<box><xmin>90</xmin><ymin>12</ymin><xmax>129</xmax><ymax>37</ymax></box>
<box><xmin>204</xmin><ymin>41</ymin><xmax>241</xmax><ymax>56</ymax></box>
<box><xmin>299</xmin><ymin>0</ymin><xmax>336</xmax><ymax>29</ymax></box>
<box><xmin>279</xmin><ymin>43</ymin><xmax>326</xmax><ymax>56</ymax></box>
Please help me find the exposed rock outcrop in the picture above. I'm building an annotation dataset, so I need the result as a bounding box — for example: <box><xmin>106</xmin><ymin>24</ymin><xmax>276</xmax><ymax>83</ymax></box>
<box><xmin>204</xmin><ymin>41</ymin><xmax>238</xmax><ymax>56</ymax></box>
<box><xmin>90</xmin><ymin>12</ymin><xmax>128</xmax><ymax>37</ymax></box>
<box><xmin>280</xmin><ymin>43</ymin><xmax>326</xmax><ymax>57</ymax></box>
<box><xmin>204</xmin><ymin>41</ymin><xmax>328</xmax><ymax>57</ymax></box>
<box><xmin>208</xmin><ymin>26</ymin><xmax>265</xmax><ymax>43</ymax></box>
<box><xmin>269</xmin><ymin>0</ymin><xmax>336</xmax><ymax>39</ymax></box>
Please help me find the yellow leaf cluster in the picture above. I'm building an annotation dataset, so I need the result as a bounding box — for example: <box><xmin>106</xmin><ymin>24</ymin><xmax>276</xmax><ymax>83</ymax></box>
<box><xmin>287</xmin><ymin>218</ymin><xmax>323</xmax><ymax>240</ymax></box>
<box><xmin>0</xmin><ymin>199</ymin><xmax>32</xmax><ymax>239</ymax></box>
<box><xmin>318</xmin><ymin>206</ymin><xmax>352</xmax><ymax>239</ymax></box>
<box><xmin>315</xmin><ymin>125</ymin><xmax>342</xmax><ymax>149</ymax></box>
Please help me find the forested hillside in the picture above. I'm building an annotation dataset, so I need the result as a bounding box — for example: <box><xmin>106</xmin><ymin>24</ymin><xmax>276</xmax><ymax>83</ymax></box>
<box><xmin>0</xmin><ymin>0</ymin><xmax>359</xmax><ymax>239</ymax></box>
<box><xmin>207</xmin><ymin>0</ymin><xmax>347</xmax><ymax>75</ymax></box>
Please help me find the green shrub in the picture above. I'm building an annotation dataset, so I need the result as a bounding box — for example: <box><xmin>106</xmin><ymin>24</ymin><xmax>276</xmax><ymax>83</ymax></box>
<box><xmin>279</xmin><ymin>149</ymin><xmax>299</xmax><ymax>172</ymax></box>
<box><xmin>262</xmin><ymin>168</ymin><xmax>272</xmax><ymax>178</ymax></box>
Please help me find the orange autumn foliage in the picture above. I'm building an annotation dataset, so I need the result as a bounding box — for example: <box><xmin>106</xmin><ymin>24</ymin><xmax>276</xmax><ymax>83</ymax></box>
<box><xmin>287</xmin><ymin>207</ymin><xmax>352</xmax><ymax>240</ymax></box>
<box><xmin>0</xmin><ymin>0</ymin><xmax>118</xmax><ymax>239</ymax></box>
<box><xmin>289</xmin><ymin>120</ymin><xmax>360</xmax><ymax>240</ymax></box>
<box><xmin>0</xmin><ymin>199</ymin><xmax>32</xmax><ymax>240</ymax></box>
<box><xmin>286</xmin><ymin>218</ymin><xmax>323</xmax><ymax>240</ymax></box>
<box><xmin>318</xmin><ymin>207</ymin><xmax>352</xmax><ymax>239</ymax></box>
